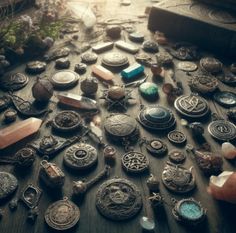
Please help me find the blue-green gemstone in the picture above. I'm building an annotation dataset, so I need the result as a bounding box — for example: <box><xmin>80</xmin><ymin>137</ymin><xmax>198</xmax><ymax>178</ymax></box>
<box><xmin>179</xmin><ymin>201</ymin><xmax>203</xmax><ymax>220</ymax></box>
<box><xmin>139</xmin><ymin>82</ymin><xmax>158</xmax><ymax>100</ymax></box>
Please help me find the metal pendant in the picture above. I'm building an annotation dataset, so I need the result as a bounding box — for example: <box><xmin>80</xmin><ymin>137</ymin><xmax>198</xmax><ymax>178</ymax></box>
<box><xmin>213</xmin><ymin>91</ymin><xmax>236</xmax><ymax>108</ymax></box>
<box><xmin>174</xmin><ymin>94</ymin><xmax>210</xmax><ymax>119</ymax></box>
<box><xmin>168</xmin><ymin>150</ymin><xmax>186</xmax><ymax>164</ymax></box>
<box><xmin>138</xmin><ymin>105</ymin><xmax>176</xmax><ymax>131</ymax></box>
<box><xmin>122</xmin><ymin>151</ymin><xmax>149</xmax><ymax>173</ymax></box>
<box><xmin>45</xmin><ymin>197</ymin><xmax>80</xmax><ymax>231</ymax></box>
<box><xmin>172</xmin><ymin>198</ymin><xmax>206</xmax><ymax>226</ymax></box>
<box><xmin>102</xmin><ymin>52</ymin><xmax>129</xmax><ymax>67</ymax></box>
<box><xmin>167</xmin><ymin>130</ymin><xmax>187</xmax><ymax>145</ymax></box>
<box><xmin>162</xmin><ymin>162</ymin><xmax>195</xmax><ymax>194</ymax></box>
<box><xmin>145</xmin><ymin>138</ymin><xmax>168</xmax><ymax>157</ymax></box>
<box><xmin>64</xmin><ymin>143</ymin><xmax>98</xmax><ymax>170</ymax></box>
<box><xmin>52</xmin><ymin>111</ymin><xmax>82</xmax><ymax>133</ymax></box>
<box><xmin>200</xmin><ymin>57</ymin><xmax>223</xmax><ymax>74</ymax></box>
<box><xmin>0</xmin><ymin>73</ymin><xmax>29</xmax><ymax>91</ymax></box>
<box><xmin>96</xmin><ymin>178</ymin><xmax>142</xmax><ymax>221</ymax></box>
<box><xmin>189</xmin><ymin>73</ymin><xmax>219</xmax><ymax>94</ymax></box>
<box><xmin>26</xmin><ymin>61</ymin><xmax>46</xmax><ymax>74</ymax></box>
<box><xmin>0</xmin><ymin>172</ymin><xmax>18</xmax><ymax>200</ymax></box>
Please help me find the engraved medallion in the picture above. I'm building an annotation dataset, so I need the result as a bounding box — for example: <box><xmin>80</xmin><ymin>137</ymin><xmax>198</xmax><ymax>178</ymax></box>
<box><xmin>81</xmin><ymin>52</ymin><xmax>98</xmax><ymax>64</ymax></box>
<box><xmin>142</xmin><ymin>40</ymin><xmax>159</xmax><ymax>53</ymax></box>
<box><xmin>174</xmin><ymin>94</ymin><xmax>210</xmax><ymax>119</ymax></box>
<box><xmin>168</xmin><ymin>130</ymin><xmax>187</xmax><ymax>145</ymax></box>
<box><xmin>52</xmin><ymin>111</ymin><xmax>82</xmax><ymax>133</ymax></box>
<box><xmin>177</xmin><ymin>61</ymin><xmax>198</xmax><ymax>72</ymax></box>
<box><xmin>122</xmin><ymin>151</ymin><xmax>149</xmax><ymax>173</ymax></box>
<box><xmin>0</xmin><ymin>172</ymin><xmax>18</xmax><ymax>200</ymax></box>
<box><xmin>145</xmin><ymin>139</ymin><xmax>168</xmax><ymax>157</ymax></box>
<box><xmin>102</xmin><ymin>52</ymin><xmax>129</xmax><ymax>67</ymax></box>
<box><xmin>189</xmin><ymin>73</ymin><xmax>218</xmax><ymax>94</ymax></box>
<box><xmin>45</xmin><ymin>198</ymin><xmax>80</xmax><ymax>231</ymax></box>
<box><xmin>168</xmin><ymin>150</ymin><xmax>186</xmax><ymax>164</ymax></box>
<box><xmin>200</xmin><ymin>57</ymin><xmax>223</xmax><ymax>74</ymax></box>
<box><xmin>213</xmin><ymin>91</ymin><xmax>236</xmax><ymax>108</ymax></box>
<box><xmin>208</xmin><ymin>120</ymin><xmax>236</xmax><ymax>141</ymax></box>
<box><xmin>26</xmin><ymin>61</ymin><xmax>46</xmax><ymax>74</ymax></box>
<box><xmin>50</xmin><ymin>70</ymin><xmax>79</xmax><ymax>89</ymax></box>
<box><xmin>64</xmin><ymin>143</ymin><xmax>98</xmax><ymax>170</ymax></box>
<box><xmin>138</xmin><ymin>105</ymin><xmax>176</xmax><ymax>131</ymax></box>
<box><xmin>96</xmin><ymin>178</ymin><xmax>142</xmax><ymax>221</ymax></box>
<box><xmin>162</xmin><ymin>162</ymin><xmax>195</xmax><ymax>193</ymax></box>
<box><xmin>0</xmin><ymin>73</ymin><xmax>29</xmax><ymax>91</ymax></box>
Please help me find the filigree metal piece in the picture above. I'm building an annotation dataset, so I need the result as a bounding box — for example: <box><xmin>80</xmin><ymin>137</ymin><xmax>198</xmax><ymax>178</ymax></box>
<box><xmin>64</xmin><ymin>143</ymin><xmax>98</xmax><ymax>170</ymax></box>
<box><xmin>145</xmin><ymin>138</ymin><xmax>168</xmax><ymax>157</ymax></box>
<box><xmin>0</xmin><ymin>172</ymin><xmax>18</xmax><ymax>200</ymax></box>
<box><xmin>96</xmin><ymin>178</ymin><xmax>142</xmax><ymax>221</ymax></box>
<box><xmin>174</xmin><ymin>94</ymin><xmax>210</xmax><ymax>119</ymax></box>
<box><xmin>122</xmin><ymin>151</ymin><xmax>149</xmax><ymax>173</ymax></box>
<box><xmin>52</xmin><ymin>111</ymin><xmax>82</xmax><ymax>132</ymax></box>
<box><xmin>208</xmin><ymin>120</ymin><xmax>236</xmax><ymax>141</ymax></box>
<box><xmin>162</xmin><ymin>162</ymin><xmax>195</xmax><ymax>193</ymax></box>
<box><xmin>168</xmin><ymin>150</ymin><xmax>186</xmax><ymax>164</ymax></box>
<box><xmin>0</xmin><ymin>73</ymin><xmax>29</xmax><ymax>91</ymax></box>
<box><xmin>45</xmin><ymin>197</ymin><xmax>80</xmax><ymax>231</ymax></box>
<box><xmin>168</xmin><ymin>130</ymin><xmax>187</xmax><ymax>145</ymax></box>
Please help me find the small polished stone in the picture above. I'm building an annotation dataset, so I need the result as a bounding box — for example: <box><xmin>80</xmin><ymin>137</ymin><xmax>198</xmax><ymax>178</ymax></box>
<box><xmin>139</xmin><ymin>82</ymin><xmax>158</xmax><ymax>100</ymax></box>
<box><xmin>222</xmin><ymin>142</ymin><xmax>236</xmax><ymax>160</ymax></box>
<box><xmin>74</xmin><ymin>63</ymin><xmax>87</xmax><ymax>74</ymax></box>
<box><xmin>140</xmin><ymin>216</ymin><xmax>155</xmax><ymax>231</ymax></box>
<box><xmin>106</xmin><ymin>25</ymin><xmax>121</xmax><ymax>39</ymax></box>
<box><xmin>55</xmin><ymin>57</ymin><xmax>70</xmax><ymax>69</ymax></box>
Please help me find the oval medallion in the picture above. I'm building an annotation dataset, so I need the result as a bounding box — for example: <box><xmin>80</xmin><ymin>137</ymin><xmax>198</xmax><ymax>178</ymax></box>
<box><xmin>64</xmin><ymin>143</ymin><xmax>98</xmax><ymax>170</ymax></box>
<box><xmin>45</xmin><ymin>198</ymin><xmax>80</xmax><ymax>231</ymax></box>
<box><xmin>177</xmin><ymin>62</ymin><xmax>198</xmax><ymax>72</ymax></box>
<box><xmin>0</xmin><ymin>172</ymin><xmax>18</xmax><ymax>200</ymax></box>
<box><xmin>96</xmin><ymin>178</ymin><xmax>142</xmax><ymax>221</ymax></box>
<box><xmin>102</xmin><ymin>52</ymin><xmax>129</xmax><ymax>67</ymax></box>
<box><xmin>168</xmin><ymin>130</ymin><xmax>187</xmax><ymax>145</ymax></box>
<box><xmin>145</xmin><ymin>139</ymin><xmax>168</xmax><ymax>157</ymax></box>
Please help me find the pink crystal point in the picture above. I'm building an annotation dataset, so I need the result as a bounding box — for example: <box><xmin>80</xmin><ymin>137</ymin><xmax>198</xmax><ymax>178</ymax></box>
<box><xmin>0</xmin><ymin>117</ymin><xmax>42</xmax><ymax>149</ymax></box>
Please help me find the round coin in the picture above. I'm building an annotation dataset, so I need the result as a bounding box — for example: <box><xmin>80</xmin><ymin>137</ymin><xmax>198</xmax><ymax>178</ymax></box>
<box><xmin>45</xmin><ymin>198</ymin><xmax>80</xmax><ymax>231</ymax></box>
<box><xmin>64</xmin><ymin>143</ymin><xmax>98</xmax><ymax>170</ymax></box>
<box><xmin>169</xmin><ymin>150</ymin><xmax>186</xmax><ymax>163</ymax></box>
<box><xmin>177</xmin><ymin>61</ymin><xmax>198</xmax><ymax>72</ymax></box>
<box><xmin>102</xmin><ymin>52</ymin><xmax>129</xmax><ymax>67</ymax></box>
<box><xmin>0</xmin><ymin>172</ymin><xmax>18</xmax><ymax>200</ymax></box>
<box><xmin>81</xmin><ymin>52</ymin><xmax>98</xmax><ymax>64</ymax></box>
<box><xmin>145</xmin><ymin>139</ymin><xmax>168</xmax><ymax>157</ymax></box>
<box><xmin>168</xmin><ymin>130</ymin><xmax>187</xmax><ymax>145</ymax></box>
<box><xmin>213</xmin><ymin>91</ymin><xmax>236</xmax><ymax>108</ymax></box>
<box><xmin>121</xmin><ymin>151</ymin><xmax>149</xmax><ymax>173</ymax></box>
<box><xmin>96</xmin><ymin>178</ymin><xmax>142</xmax><ymax>221</ymax></box>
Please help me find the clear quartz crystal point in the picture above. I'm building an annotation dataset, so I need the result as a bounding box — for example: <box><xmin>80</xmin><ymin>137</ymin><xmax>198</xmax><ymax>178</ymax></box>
<box><xmin>140</xmin><ymin>216</ymin><xmax>155</xmax><ymax>231</ymax></box>
<box><xmin>210</xmin><ymin>171</ymin><xmax>234</xmax><ymax>187</ymax></box>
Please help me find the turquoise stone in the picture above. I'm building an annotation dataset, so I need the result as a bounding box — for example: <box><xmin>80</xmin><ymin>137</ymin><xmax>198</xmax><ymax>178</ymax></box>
<box><xmin>139</xmin><ymin>82</ymin><xmax>159</xmax><ymax>100</ymax></box>
<box><xmin>179</xmin><ymin>201</ymin><xmax>203</xmax><ymax>220</ymax></box>
<box><xmin>121</xmin><ymin>63</ymin><xmax>144</xmax><ymax>80</ymax></box>
<box><xmin>140</xmin><ymin>216</ymin><xmax>155</xmax><ymax>231</ymax></box>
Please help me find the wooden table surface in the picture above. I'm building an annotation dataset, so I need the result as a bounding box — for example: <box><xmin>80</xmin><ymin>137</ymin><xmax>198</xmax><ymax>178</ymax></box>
<box><xmin>0</xmin><ymin>1</ymin><xmax>236</xmax><ymax>233</ymax></box>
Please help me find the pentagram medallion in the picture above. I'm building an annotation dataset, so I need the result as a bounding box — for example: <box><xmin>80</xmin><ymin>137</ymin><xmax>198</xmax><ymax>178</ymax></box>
<box><xmin>0</xmin><ymin>172</ymin><xmax>18</xmax><ymax>200</ymax></box>
<box><xmin>168</xmin><ymin>130</ymin><xmax>187</xmax><ymax>145</ymax></box>
<box><xmin>209</xmin><ymin>9</ymin><xmax>236</xmax><ymax>24</ymax></box>
<box><xmin>96</xmin><ymin>178</ymin><xmax>142</xmax><ymax>221</ymax></box>
<box><xmin>213</xmin><ymin>91</ymin><xmax>236</xmax><ymax>108</ymax></box>
<box><xmin>45</xmin><ymin>198</ymin><xmax>80</xmax><ymax>231</ymax></box>
<box><xmin>102</xmin><ymin>52</ymin><xmax>129</xmax><ymax>67</ymax></box>
<box><xmin>172</xmin><ymin>198</ymin><xmax>206</xmax><ymax>226</ymax></box>
<box><xmin>52</xmin><ymin>111</ymin><xmax>82</xmax><ymax>132</ymax></box>
<box><xmin>174</xmin><ymin>94</ymin><xmax>210</xmax><ymax>119</ymax></box>
<box><xmin>64</xmin><ymin>143</ymin><xmax>98</xmax><ymax>170</ymax></box>
<box><xmin>168</xmin><ymin>150</ymin><xmax>186</xmax><ymax>164</ymax></box>
<box><xmin>208</xmin><ymin>120</ymin><xmax>236</xmax><ymax>141</ymax></box>
<box><xmin>145</xmin><ymin>139</ymin><xmax>168</xmax><ymax>157</ymax></box>
<box><xmin>200</xmin><ymin>57</ymin><xmax>223</xmax><ymax>74</ymax></box>
<box><xmin>189</xmin><ymin>73</ymin><xmax>218</xmax><ymax>94</ymax></box>
<box><xmin>138</xmin><ymin>105</ymin><xmax>176</xmax><ymax>131</ymax></box>
<box><xmin>81</xmin><ymin>52</ymin><xmax>98</xmax><ymax>64</ymax></box>
<box><xmin>162</xmin><ymin>162</ymin><xmax>195</xmax><ymax>194</ymax></box>
<box><xmin>121</xmin><ymin>151</ymin><xmax>149</xmax><ymax>173</ymax></box>
<box><xmin>177</xmin><ymin>62</ymin><xmax>198</xmax><ymax>72</ymax></box>
<box><xmin>50</xmin><ymin>70</ymin><xmax>79</xmax><ymax>89</ymax></box>
<box><xmin>26</xmin><ymin>61</ymin><xmax>46</xmax><ymax>74</ymax></box>
<box><xmin>0</xmin><ymin>73</ymin><xmax>29</xmax><ymax>91</ymax></box>
<box><xmin>104</xmin><ymin>114</ymin><xmax>139</xmax><ymax>145</ymax></box>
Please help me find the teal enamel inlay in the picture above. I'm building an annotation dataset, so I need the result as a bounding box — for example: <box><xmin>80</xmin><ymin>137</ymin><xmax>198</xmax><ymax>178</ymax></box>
<box><xmin>179</xmin><ymin>201</ymin><xmax>202</xmax><ymax>220</ymax></box>
<box><xmin>139</xmin><ymin>82</ymin><xmax>158</xmax><ymax>100</ymax></box>
<box><xmin>146</xmin><ymin>107</ymin><xmax>170</xmax><ymax>122</ymax></box>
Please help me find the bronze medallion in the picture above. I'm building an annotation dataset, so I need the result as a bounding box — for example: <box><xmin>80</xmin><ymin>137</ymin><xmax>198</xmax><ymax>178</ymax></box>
<box><xmin>64</xmin><ymin>143</ymin><xmax>98</xmax><ymax>170</ymax></box>
<box><xmin>162</xmin><ymin>162</ymin><xmax>195</xmax><ymax>193</ymax></box>
<box><xmin>174</xmin><ymin>94</ymin><xmax>210</xmax><ymax>119</ymax></box>
<box><xmin>81</xmin><ymin>52</ymin><xmax>98</xmax><ymax>64</ymax></box>
<box><xmin>102</xmin><ymin>52</ymin><xmax>129</xmax><ymax>67</ymax></box>
<box><xmin>0</xmin><ymin>172</ymin><xmax>18</xmax><ymax>200</ymax></box>
<box><xmin>96</xmin><ymin>178</ymin><xmax>142</xmax><ymax>221</ymax></box>
<box><xmin>168</xmin><ymin>150</ymin><xmax>186</xmax><ymax>164</ymax></box>
<box><xmin>0</xmin><ymin>73</ymin><xmax>29</xmax><ymax>91</ymax></box>
<box><xmin>145</xmin><ymin>139</ymin><xmax>168</xmax><ymax>157</ymax></box>
<box><xmin>45</xmin><ymin>198</ymin><xmax>80</xmax><ymax>231</ymax></box>
<box><xmin>52</xmin><ymin>111</ymin><xmax>82</xmax><ymax>132</ymax></box>
<box><xmin>168</xmin><ymin>130</ymin><xmax>187</xmax><ymax>145</ymax></box>
<box><xmin>208</xmin><ymin>120</ymin><xmax>236</xmax><ymax>141</ymax></box>
<box><xmin>200</xmin><ymin>57</ymin><xmax>223</xmax><ymax>74</ymax></box>
<box><xmin>121</xmin><ymin>151</ymin><xmax>149</xmax><ymax>173</ymax></box>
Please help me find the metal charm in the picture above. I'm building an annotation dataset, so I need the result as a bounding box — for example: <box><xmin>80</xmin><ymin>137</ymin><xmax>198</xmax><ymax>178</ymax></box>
<box><xmin>39</xmin><ymin>160</ymin><xmax>65</xmax><ymax>188</ymax></box>
<box><xmin>102</xmin><ymin>52</ymin><xmax>129</xmax><ymax>67</ymax></box>
<box><xmin>0</xmin><ymin>172</ymin><xmax>18</xmax><ymax>200</ymax></box>
<box><xmin>213</xmin><ymin>91</ymin><xmax>236</xmax><ymax>108</ymax></box>
<box><xmin>138</xmin><ymin>105</ymin><xmax>176</xmax><ymax>131</ymax></box>
<box><xmin>96</xmin><ymin>178</ymin><xmax>142</xmax><ymax>221</ymax></box>
<box><xmin>145</xmin><ymin>138</ymin><xmax>168</xmax><ymax>157</ymax></box>
<box><xmin>4</xmin><ymin>109</ymin><xmax>17</xmax><ymax>123</ymax></box>
<box><xmin>52</xmin><ymin>111</ymin><xmax>82</xmax><ymax>132</ymax></box>
<box><xmin>177</xmin><ymin>61</ymin><xmax>198</xmax><ymax>72</ymax></box>
<box><xmin>64</xmin><ymin>143</ymin><xmax>98</xmax><ymax>170</ymax></box>
<box><xmin>208</xmin><ymin>119</ymin><xmax>236</xmax><ymax>141</ymax></box>
<box><xmin>172</xmin><ymin>198</ymin><xmax>206</xmax><ymax>226</ymax></box>
<box><xmin>162</xmin><ymin>162</ymin><xmax>195</xmax><ymax>193</ymax></box>
<box><xmin>45</xmin><ymin>197</ymin><xmax>80</xmax><ymax>231</ymax></box>
<box><xmin>146</xmin><ymin>174</ymin><xmax>160</xmax><ymax>192</ymax></box>
<box><xmin>0</xmin><ymin>73</ymin><xmax>29</xmax><ymax>91</ymax></box>
<box><xmin>167</xmin><ymin>130</ymin><xmax>187</xmax><ymax>145</ymax></box>
<box><xmin>174</xmin><ymin>94</ymin><xmax>210</xmax><ymax>119</ymax></box>
<box><xmin>103</xmin><ymin>145</ymin><xmax>117</xmax><ymax>163</ymax></box>
<box><xmin>168</xmin><ymin>150</ymin><xmax>186</xmax><ymax>164</ymax></box>
<box><xmin>122</xmin><ymin>151</ymin><xmax>149</xmax><ymax>173</ymax></box>
<box><xmin>200</xmin><ymin>57</ymin><xmax>223</xmax><ymax>74</ymax></box>
<box><xmin>81</xmin><ymin>52</ymin><xmax>98</xmax><ymax>64</ymax></box>
<box><xmin>26</xmin><ymin>61</ymin><xmax>46</xmax><ymax>74</ymax></box>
